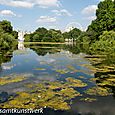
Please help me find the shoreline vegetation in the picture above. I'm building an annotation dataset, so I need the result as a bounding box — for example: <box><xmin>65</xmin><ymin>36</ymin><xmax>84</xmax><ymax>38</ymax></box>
<box><xmin>24</xmin><ymin>42</ymin><xmax>66</xmax><ymax>45</ymax></box>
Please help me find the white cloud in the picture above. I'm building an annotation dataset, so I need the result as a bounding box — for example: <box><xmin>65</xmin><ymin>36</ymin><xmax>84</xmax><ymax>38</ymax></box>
<box><xmin>82</xmin><ymin>5</ymin><xmax>97</xmax><ymax>15</ymax></box>
<box><xmin>0</xmin><ymin>10</ymin><xmax>16</xmax><ymax>16</ymax></box>
<box><xmin>36</xmin><ymin>16</ymin><xmax>57</xmax><ymax>23</ymax></box>
<box><xmin>35</xmin><ymin>0</ymin><xmax>60</xmax><ymax>8</ymax></box>
<box><xmin>0</xmin><ymin>0</ymin><xmax>60</xmax><ymax>8</ymax></box>
<box><xmin>52</xmin><ymin>9</ymin><xmax>72</xmax><ymax>16</ymax></box>
<box><xmin>10</xmin><ymin>1</ymin><xmax>34</xmax><ymax>8</ymax></box>
<box><xmin>84</xmin><ymin>16</ymin><xmax>97</xmax><ymax>20</ymax></box>
<box><xmin>0</xmin><ymin>0</ymin><xmax>34</xmax><ymax>8</ymax></box>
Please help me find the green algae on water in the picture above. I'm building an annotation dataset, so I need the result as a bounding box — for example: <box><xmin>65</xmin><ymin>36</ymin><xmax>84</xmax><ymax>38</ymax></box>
<box><xmin>85</xmin><ymin>86</ymin><xmax>112</xmax><ymax>96</ymax></box>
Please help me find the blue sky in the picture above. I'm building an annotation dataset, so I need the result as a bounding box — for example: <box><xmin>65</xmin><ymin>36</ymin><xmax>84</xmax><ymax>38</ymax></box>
<box><xmin>0</xmin><ymin>0</ymin><xmax>101</xmax><ymax>32</ymax></box>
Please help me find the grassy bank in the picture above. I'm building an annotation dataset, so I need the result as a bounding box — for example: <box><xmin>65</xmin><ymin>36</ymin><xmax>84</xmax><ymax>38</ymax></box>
<box><xmin>24</xmin><ymin>42</ymin><xmax>66</xmax><ymax>45</ymax></box>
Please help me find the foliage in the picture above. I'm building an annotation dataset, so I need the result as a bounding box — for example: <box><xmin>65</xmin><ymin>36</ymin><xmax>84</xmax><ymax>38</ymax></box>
<box><xmin>75</xmin><ymin>0</ymin><xmax>115</xmax><ymax>57</ymax></box>
<box><xmin>24</xmin><ymin>28</ymin><xmax>65</xmax><ymax>42</ymax></box>
<box><xmin>65</xmin><ymin>77</ymin><xmax>87</xmax><ymax>87</ymax></box>
<box><xmin>0</xmin><ymin>20</ymin><xmax>18</xmax><ymax>50</ymax></box>
<box><xmin>63</xmin><ymin>28</ymin><xmax>82</xmax><ymax>41</ymax></box>
<box><xmin>87</xmin><ymin>0</ymin><xmax>115</xmax><ymax>40</ymax></box>
<box><xmin>90</xmin><ymin>31</ymin><xmax>115</xmax><ymax>55</ymax></box>
<box><xmin>0</xmin><ymin>20</ymin><xmax>13</xmax><ymax>33</ymax></box>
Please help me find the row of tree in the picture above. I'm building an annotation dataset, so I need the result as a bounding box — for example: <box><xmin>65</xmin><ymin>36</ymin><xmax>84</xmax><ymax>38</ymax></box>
<box><xmin>0</xmin><ymin>20</ymin><xmax>18</xmax><ymax>50</ymax></box>
<box><xmin>24</xmin><ymin>28</ymin><xmax>64</xmax><ymax>42</ymax></box>
<box><xmin>24</xmin><ymin>26</ymin><xmax>82</xmax><ymax>43</ymax></box>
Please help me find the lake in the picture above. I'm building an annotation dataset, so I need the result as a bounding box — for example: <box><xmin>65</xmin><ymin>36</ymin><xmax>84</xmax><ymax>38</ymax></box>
<box><xmin>0</xmin><ymin>42</ymin><xmax>115</xmax><ymax>115</ymax></box>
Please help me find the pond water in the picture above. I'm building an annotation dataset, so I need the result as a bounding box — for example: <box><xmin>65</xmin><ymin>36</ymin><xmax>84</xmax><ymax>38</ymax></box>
<box><xmin>0</xmin><ymin>43</ymin><xmax>115</xmax><ymax>115</ymax></box>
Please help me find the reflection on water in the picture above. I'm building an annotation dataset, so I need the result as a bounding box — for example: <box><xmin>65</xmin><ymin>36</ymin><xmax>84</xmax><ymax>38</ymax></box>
<box><xmin>0</xmin><ymin>43</ymin><xmax>115</xmax><ymax>114</ymax></box>
<box><xmin>18</xmin><ymin>41</ymin><xmax>25</xmax><ymax>50</ymax></box>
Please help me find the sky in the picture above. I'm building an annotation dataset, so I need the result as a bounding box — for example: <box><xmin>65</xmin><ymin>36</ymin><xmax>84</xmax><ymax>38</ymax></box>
<box><xmin>0</xmin><ymin>0</ymin><xmax>102</xmax><ymax>32</ymax></box>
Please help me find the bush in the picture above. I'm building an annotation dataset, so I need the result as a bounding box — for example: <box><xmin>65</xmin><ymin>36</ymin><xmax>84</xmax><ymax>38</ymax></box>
<box><xmin>89</xmin><ymin>31</ymin><xmax>115</xmax><ymax>55</ymax></box>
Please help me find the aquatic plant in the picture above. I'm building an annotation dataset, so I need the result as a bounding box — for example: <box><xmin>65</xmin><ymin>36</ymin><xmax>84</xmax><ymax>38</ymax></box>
<box><xmin>34</xmin><ymin>68</ymin><xmax>46</xmax><ymax>71</ymax></box>
<box><xmin>1</xmin><ymin>79</ymin><xmax>82</xmax><ymax>110</ymax></box>
<box><xmin>55</xmin><ymin>69</ymin><xmax>69</xmax><ymax>74</ymax></box>
<box><xmin>97</xmin><ymin>77</ymin><xmax>115</xmax><ymax>87</ymax></box>
<box><xmin>65</xmin><ymin>77</ymin><xmax>87</xmax><ymax>87</ymax></box>
<box><xmin>85</xmin><ymin>86</ymin><xmax>112</xmax><ymax>96</ymax></box>
<box><xmin>66</xmin><ymin>65</ymin><xmax>77</xmax><ymax>72</ymax></box>
<box><xmin>0</xmin><ymin>76</ymin><xmax>27</xmax><ymax>85</ymax></box>
<box><xmin>57</xmin><ymin>88</ymin><xmax>81</xmax><ymax>100</ymax></box>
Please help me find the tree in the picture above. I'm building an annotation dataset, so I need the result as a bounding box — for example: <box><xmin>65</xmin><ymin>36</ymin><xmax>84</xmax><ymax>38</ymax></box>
<box><xmin>63</xmin><ymin>28</ymin><xmax>82</xmax><ymax>41</ymax></box>
<box><xmin>69</xmin><ymin>28</ymin><xmax>82</xmax><ymax>40</ymax></box>
<box><xmin>24</xmin><ymin>34</ymin><xmax>34</xmax><ymax>42</ymax></box>
<box><xmin>90</xmin><ymin>31</ymin><xmax>115</xmax><ymax>55</ymax></box>
<box><xmin>0</xmin><ymin>20</ymin><xmax>17</xmax><ymax>50</ymax></box>
<box><xmin>47</xmin><ymin>29</ymin><xmax>64</xmax><ymax>42</ymax></box>
<box><xmin>34</xmin><ymin>27</ymin><xmax>48</xmax><ymax>41</ymax></box>
<box><xmin>12</xmin><ymin>31</ymin><xmax>18</xmax><ymax>39</ymax></box>
<box><xmin>0</xmin><ymin>20</ymin><xmax>13</xmax><ymax>33</ymax></box>
<box><xmin>0</xmin><ymin>33</ymin><xmax>17</xmax><ymax>49</ymax></box>
<box><xmin>32</xmin><ymin>34</ymin><xmax>40</xmax><ymax>42</ymax></box>
<box><xmin>24</xmin><ymin>27</ymin><xmax>65</xmax><ymax>42</ymax></box>
<box><xmin>87</xmin><ymin>0</ymin><xmax>115</xmax><ymax>40</ymax></box>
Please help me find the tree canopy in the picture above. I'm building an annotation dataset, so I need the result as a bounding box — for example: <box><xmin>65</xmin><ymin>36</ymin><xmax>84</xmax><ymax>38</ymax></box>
<box><xmin>24</xmin><ymin>28</ymin><xmax>65</xmax><ymax>42</ymax></box>
<box><xmin>0</xmin><ymin>20</ymin><xmax>17</xmax><ymax>50</ymax></box>
<box><xmin>87</xmin><ymin>0</ymin><xmax>115</xmax><ymax>40</ymax></box>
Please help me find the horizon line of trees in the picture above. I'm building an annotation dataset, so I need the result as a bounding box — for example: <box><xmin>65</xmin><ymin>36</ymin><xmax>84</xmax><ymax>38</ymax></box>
<box><xmin>0</xmin><ymin>0</ymin><xmax>114</xmax><ymax>56</ymax></box>
<box><xmin>24</xmin><ymin>27</ymin><xmax>82</xmax><ymax>43</ymax></box>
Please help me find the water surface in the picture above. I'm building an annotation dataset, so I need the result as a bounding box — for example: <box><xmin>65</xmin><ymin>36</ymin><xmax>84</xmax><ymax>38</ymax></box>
<box><xmin>0</xmin><ymin>43</ymin><xmax>115</xmax><ymax>115</ymax></box>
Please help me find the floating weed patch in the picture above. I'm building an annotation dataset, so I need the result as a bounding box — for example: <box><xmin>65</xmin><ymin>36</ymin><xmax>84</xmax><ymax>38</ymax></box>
<box><xmin>85</xmin><ymin>86</ymin><xmax>112</xmax><ymax>96</ymax></box>
<box><xmin>0</xmin><ymin>76</ymin><xmax>27</xmax><ymax>85</ymax></box>
<box><xmin>39</xmin><ymin>96</ymin><xmax>70</xmax><ymax>110</ymax></box>
<box><xmin>96</xmin><ymin>66</ymin><xmax>115</xmax><ymax>73</ymax></box>
<box><xmin>108</xmin><ymin>74</ymin><xmax>115</xmax><ymax>77</ymax></box>
<box><xmin>80</xmin><ymin>97</ymin><xmax>97</xmax><ymax>102</ymax></box>
<box><xmin>66</xmin><ymin>65</ymin><xmax>77</xmax><ymax>72</ymax></box>
<box><xmin>78</xmin><ymin>76</ymin><xmax>86</xmax><ymax>79</ymax></box>
<box><xmin>65</xmin><ymin>77</ymin><xmax>87</xmax><ymax>87</ymax></box>
<box><xmin>1</xmin><ymin>80</ymin><xmax>82</xmax><ymax>110</ymax></box>
<box><xmin>86</xmin><ymin>57</ymin><xmax>104</xmax><ymax>65</ymax></box>
<box><xmin>90</xmin><ymin>78</ymin><xmax>99</xmax><ymax>82</ymax></box>
<box><xmin>66</xmin><ymin>65</ymin><xmax>95</xmax><ymax>75</ymax></box>
<box><xmin>34</xmin><ymin>68</ymin><xmax>46</xmax><ymax>71</ymax></box>
<box><xmin>46</xmin><ymin>82</ymin><xmax>65</xmax><ymax>90</ymax></box>
<box><xmin>56</xmin><ymin>88</ymin><xmax>81</xmax><ymax>100</ymax></box>
<box><xmin>80</xmin><ymin>64</ymin><xmax>97</xmax><ymax>73</ymax></box>
<box><xmin>97</xmin><ymin>79</ymin><xmax>115</xmax><ymax>87</ymax></box>
<box><xmin>55</xmin><ymin>69</ymin><xmax>69</xmax><ymax>74</ymax></box>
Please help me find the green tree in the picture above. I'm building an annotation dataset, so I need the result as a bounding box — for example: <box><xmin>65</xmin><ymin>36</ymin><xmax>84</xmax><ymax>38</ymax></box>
<box><xmin>32</xmin><ymin>34</ymin><xmax>40</xmax><ymax>42</ymax></box>
<box><xmin>34</xmin><ymin>27</ymin><xmax>48</xmax><ymax>41</ymax></box>
<box><xmin>0</xmin><ymin>20</ymin><xmax>13</xmax><ymax>33</ymax></box>
<box><xmin>63</xmin><ymin>28</ymin><xmax>82</xmax><ymax>41</ymax></box>
<box><xmin>0</xmin><ymin>33</ymin><xmax>17</xmax><ymax>49</ymax></box>
<box><xmin>69</xmin><ymin>28</ymin><xmax>82</xmax><ymax>40</ymax></box>
<box><xmin>90</xmin><ymin>31</ymin><xmax>115</xmax><ymax>55</ymax></box>
<box><xmin>0</xmin><ymin>20</ymin><xmax>17</xmax><ymax>50</ymax></box>
<box><xmin>87</xmin><ymin>0</ymin><xmax>115</xmax><ymax>41</ymax></box>
<box><xmin>24</xmin><ymin>28</ymin><xmax>64</xmax><ymax>42</ymax></box>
